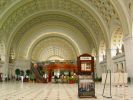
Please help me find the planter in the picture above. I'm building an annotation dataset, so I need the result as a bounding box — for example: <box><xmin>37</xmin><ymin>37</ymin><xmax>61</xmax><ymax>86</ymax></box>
<box><xmin>23</xmin><ymin>77</ymin><xmax>29</xmax><ymax>82</ymax></box>
<box><xmin>69</xmin><ymin>80</ymin><xmax>75</xmax><ymax>84</ymax></box>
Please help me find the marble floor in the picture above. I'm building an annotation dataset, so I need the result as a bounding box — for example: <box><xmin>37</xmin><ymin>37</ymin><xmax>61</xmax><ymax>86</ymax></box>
<box><xmin>0</xmin><ymin>81</ymin><xmax>132</xmax><ymax>100</ymax></box>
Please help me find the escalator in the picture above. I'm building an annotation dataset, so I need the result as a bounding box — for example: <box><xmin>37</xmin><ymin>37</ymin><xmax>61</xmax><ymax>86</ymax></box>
<box><xmin>31</xmin><ymin>66</ymin><xmax>45</xmax><ymax>83</ymax></box>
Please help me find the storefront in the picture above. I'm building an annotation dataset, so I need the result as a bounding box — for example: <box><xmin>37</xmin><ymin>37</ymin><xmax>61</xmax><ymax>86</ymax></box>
<box><xmin>43</xmin><ymin>63</ymin><xmax>78</xmax><ymax>82</ymax></box>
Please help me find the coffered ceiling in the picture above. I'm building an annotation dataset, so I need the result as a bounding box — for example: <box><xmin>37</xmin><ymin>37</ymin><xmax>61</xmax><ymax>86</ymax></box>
<box><xmin>0</xmin><ymin>0</ymin><xmax>131</xmax><ymax>61</ymax></box>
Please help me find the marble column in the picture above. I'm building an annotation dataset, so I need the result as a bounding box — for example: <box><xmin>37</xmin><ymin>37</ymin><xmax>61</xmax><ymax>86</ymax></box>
<box><xmin>2</xmin><ymin>54</ymin><xmax>9</xmax><ymax>76</ymax></box>
<box><xmin>106</xmin><ymin>48</ymin><xmax>113</xmax><ymax>71</ymax></box>
<box><xmin>95</xmin><ymin>55</ymin><xmax>102</xmax><ymax>78</ymax></box>
<box><xmin>117</xmin><ymin>63</ymin><xmax>121</xmax><ymax>71</ymax></box>
<box><xmin>123</xmin><ymin>60</ymin><xmax>127</xmax><ymax>72</ymax></box>
<box><xmin>123</xmin><ymin>36</ymin><xmax>133</xmax><ymax>81</ymax></box>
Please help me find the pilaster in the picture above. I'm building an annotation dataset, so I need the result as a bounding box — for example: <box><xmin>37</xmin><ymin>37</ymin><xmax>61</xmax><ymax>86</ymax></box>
<box><xmin>123</xmin><ymin>36</ymin><xmax>133</xmax><ymax>80</ymax></box>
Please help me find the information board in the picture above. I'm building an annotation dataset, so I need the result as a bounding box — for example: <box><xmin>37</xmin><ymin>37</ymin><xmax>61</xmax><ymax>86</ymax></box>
<box><xmin>81</xmin><ymin>62</ymin><xmax>92</xmax><ymax>71</ymax></box>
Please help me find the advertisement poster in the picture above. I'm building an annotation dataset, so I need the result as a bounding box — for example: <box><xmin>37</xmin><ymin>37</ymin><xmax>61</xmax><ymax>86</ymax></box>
<box><xmin>81</xmin><ymin>62</ymin><xmax>91</xmax><ymax>71</ymax></box>
<box><xmin>78</xmin><ymin>75</ymin><xmax>95</xmax><ymax>97</ymax></box>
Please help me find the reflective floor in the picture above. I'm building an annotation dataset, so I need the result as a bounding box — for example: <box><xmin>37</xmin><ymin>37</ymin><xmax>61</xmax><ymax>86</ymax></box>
<box><xmin>0</xmin><ymin>81</ymin><xmax>132</xmax><ymax>100</ymax></box>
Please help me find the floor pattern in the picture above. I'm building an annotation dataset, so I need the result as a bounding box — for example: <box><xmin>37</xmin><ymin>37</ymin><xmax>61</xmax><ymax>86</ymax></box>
<box><xmin>0</xmin><ymin>81</ymin><xmax>132</xmax><ymax>100</ymax></box>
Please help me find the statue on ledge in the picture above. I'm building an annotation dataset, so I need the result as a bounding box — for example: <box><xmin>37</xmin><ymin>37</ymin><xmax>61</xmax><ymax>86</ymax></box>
<box><xmin>0</xmin><ymin>73</ymin><xmax>3</xmax><ymax>82</ymax></box>
<box><xmin>0</xmin><ymin>55</ymin><xmax>1</xmax><ymax>61</ymax></box>
<box><xmin>9</xmin><ymin>56</ymin><xmax>13</xmax><ymax>63</ymax></box>
<box><xmin>121</xmin><ymin>44</ymin><xmax>125</xmax><ymax>53</ymax></box>
<box><xmin>103</xmin><ymin>54</ymin><xmax>106</xmax><ymax>60</ymax></box>
<box><xmin>116</xmin><ymin>47</ymin><xmax>120</xmax><ymax>55</ymax></box>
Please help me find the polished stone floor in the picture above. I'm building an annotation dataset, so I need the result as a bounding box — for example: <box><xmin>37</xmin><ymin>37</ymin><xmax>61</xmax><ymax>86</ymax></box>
<box><xmin>0</xmin><ymin>81</ymin><xmax>132</xmax><ymax>100</ymax></box>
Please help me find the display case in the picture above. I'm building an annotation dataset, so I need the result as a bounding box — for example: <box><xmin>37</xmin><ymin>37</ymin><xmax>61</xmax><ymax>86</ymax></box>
<box><xmin>77</xmin><ymin>54</ymin><xmax>96</xmax><ymax>98</ymax></box>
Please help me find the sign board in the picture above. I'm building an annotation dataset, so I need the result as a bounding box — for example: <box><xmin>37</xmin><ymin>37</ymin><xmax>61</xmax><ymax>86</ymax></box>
<box><xmin>80</xmin><ymin>57</ymin><xmax>92</xmax><ymax>60</ymax></box>
<box><xmin>81</xmin><ymin>62</ymin><xmax>91</xmax><ymax>71</ymax></box>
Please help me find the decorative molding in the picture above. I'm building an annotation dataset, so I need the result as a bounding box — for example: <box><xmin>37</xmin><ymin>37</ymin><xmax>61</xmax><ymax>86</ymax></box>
<box><xmin>31</xmin><ymin>37</ymin><xmax>77</xmax><ymax>61</ymax></box>
<box><xmin>1</xmin><ymin>0</ymin><xmax>103</xmax><ymax>43</ymax></box>
<box><xmin>0</xmin><ymin>0</ymin><xmax>15</xmax><ymax>13</ymax></box>
<box><xmin>85</xmin><ymin>0</ymin><xmax>120</xmax><ymax>25</ymax></box>
<box><xmin>12</xmin><ymin>14</ymin><xmax>93</xmax><ymax>48</ymax></box>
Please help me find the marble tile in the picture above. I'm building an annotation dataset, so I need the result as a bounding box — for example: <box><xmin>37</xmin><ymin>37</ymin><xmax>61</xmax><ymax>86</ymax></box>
<box><xmin>0</xmin><ymin>81</ymin><xmax>132</xmax><ymax>100</ymax></box>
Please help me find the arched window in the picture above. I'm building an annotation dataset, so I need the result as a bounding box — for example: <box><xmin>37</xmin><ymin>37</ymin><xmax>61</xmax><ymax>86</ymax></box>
<box><xmin>9</xmin><ymin>48</ymin><xmax>15</xmax><ymax>63</ymax></box>
<box><xmin>111</xmin><ymin>28</ymin><xmax>123</xmax><ymax>57</ymax></box>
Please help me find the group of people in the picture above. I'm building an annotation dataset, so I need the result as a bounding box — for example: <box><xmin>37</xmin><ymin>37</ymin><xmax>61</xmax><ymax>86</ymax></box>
<box><xmin>0</xmin><ymin>74</ymin><xmax>16</xmax><ymax>82</ymax></box>
<box><xmin>52</xmin><ymin>73</ymin><xmax>78</xmax><ymax>83</ymax></box>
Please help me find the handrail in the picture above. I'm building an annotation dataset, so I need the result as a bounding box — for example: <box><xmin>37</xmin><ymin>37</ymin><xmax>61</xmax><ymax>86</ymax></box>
<box><xmin>102</xmin><ymin>69</ymin><xmax>112</xmax><ymax>98</ymax></box>
<box><xmin>31</xmin><ymin>66</ymin><xmax>43</xmax><ymax>82</ymax></box>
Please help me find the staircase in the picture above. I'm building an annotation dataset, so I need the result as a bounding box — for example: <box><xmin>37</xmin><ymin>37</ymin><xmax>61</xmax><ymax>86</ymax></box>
<box><xmin>31</xmin><ymin>66</ymin><xmax>45</xmax><ymax>83</ymax></box>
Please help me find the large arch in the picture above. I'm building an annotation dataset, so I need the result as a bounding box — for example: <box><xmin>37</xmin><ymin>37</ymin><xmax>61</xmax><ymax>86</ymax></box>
<box><xmin>16</xmin><ymin>23</ymin><xmax>90</xmax><ymax>60</ymax></box>
<box><xmin>0</xmin><ymin>0</ymin><xmax>111</xmax><ymax>57</ymax></box>
<box><xmin>0</xmin><ymin>0</ymin><xmax>129</xmax><ymax>55</ymax></box>
<box><xmin>7</xmin><ymin>12</ymin><xmax>97</xmax><ymax>58</ymax></box>
<box><xmin>31</xmin><ymin>36</ymin><xmax>77</xmax><ymax>61</ymax></box>
<box><xmin>0</xmin><ymin>0</ymin><xmax>132</xmax><ymax>79</ymax></box>
<box><xmin>111</xmin><ymin>0</ymin><xmax>131</xmax><ymax>36</ymax></box>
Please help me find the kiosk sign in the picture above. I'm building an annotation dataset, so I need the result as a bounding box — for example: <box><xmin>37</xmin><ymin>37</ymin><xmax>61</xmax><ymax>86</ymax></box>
<box><xmin>80</xmin><ymin>57</ymin><xmax>92</xmax><ymax>60</ymax></box>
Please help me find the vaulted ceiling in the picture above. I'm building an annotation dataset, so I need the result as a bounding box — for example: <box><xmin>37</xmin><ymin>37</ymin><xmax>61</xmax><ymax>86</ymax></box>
<box><xmin>0</xmin><ymin>0</ymin><xmax>131</xmax><ymax>61</ymax></box>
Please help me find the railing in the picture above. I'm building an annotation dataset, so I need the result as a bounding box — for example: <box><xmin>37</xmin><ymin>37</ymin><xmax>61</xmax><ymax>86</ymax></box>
<box><xmin>31</xmin><ymin>66</ymin><xmax>43</xmax><ymax>82</ymax></box>
<box><xmin>102</xmin><ymin>69</ymin><xmax>112</xmax><ymax>98</ymax></box>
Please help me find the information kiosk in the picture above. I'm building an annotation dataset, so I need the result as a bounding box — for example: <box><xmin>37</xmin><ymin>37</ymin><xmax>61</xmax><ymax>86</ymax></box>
<box><xmin>77</xmin><ymin>54</ymin><xmax>96</xmax><ymax>98</ymax></box>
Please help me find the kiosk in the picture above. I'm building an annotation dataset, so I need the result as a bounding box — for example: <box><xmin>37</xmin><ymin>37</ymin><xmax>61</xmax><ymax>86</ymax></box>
<box><xmin>77</xmin><ymin>54</ymin><xmax>96</xmax><ymax>98</ymax></box>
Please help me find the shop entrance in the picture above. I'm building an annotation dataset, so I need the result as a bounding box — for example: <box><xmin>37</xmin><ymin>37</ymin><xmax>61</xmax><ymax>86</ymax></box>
<box><xmin>45</xmin><ymin>63</ymin><xmax>78</xmax><ymax>82</ymax></box>
<box><xmin>31</xmin><ymin>61</ymin><xmax>78</xmax><ymax>83</ymax></box>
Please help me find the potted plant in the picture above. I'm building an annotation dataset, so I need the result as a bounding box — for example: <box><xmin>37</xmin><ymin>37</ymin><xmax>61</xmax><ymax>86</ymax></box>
<box><xmin>128</xmin><ymin>77</ymin><xmax>131</xmax><ymax>83</ymax></box>
<box><xmin>69</xmin><ymin>77</ymin><xmax>75</xmax><ymax>84</ymax></box>
<box><xmin>15</xmin><ymin>69</ymin><xmax>20</xmax><ymax>81</ymax></box>
<box><xmin>23</xmin><ymin>69</ymin><xmax>30</xmax><ymax>82</ymax></box>
<box><xmin>26</xmin><ymin>69</ymin><xmax>30</xmax><ymax>76</ymax></box>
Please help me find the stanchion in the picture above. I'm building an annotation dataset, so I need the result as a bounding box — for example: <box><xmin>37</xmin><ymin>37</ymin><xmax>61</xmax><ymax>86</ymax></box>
<box><xmin>102</xmin><ymin>70</ymin><xmax>112</xmax><ymax>98</ymax></box>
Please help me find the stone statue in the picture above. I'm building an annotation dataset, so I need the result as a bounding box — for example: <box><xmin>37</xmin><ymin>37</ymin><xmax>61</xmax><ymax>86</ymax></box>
<box><xmin>116</xmin><ymin>47</ymin><xmax>120</xmax><ymax>55</ymax></box>
<box><xmin>0</xmin><ymin>55</ymin><xmax>1</xmax><ymax>61</ymax></box>
<box><xmin>121</xmin><ymin>44</ymin><xmax>125</xmax><ymax>53</ymax></box>
<box><xmin>103</xmin><ymin>54</ymin><xmax>105</xmax><ymax>60</ymax></box>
